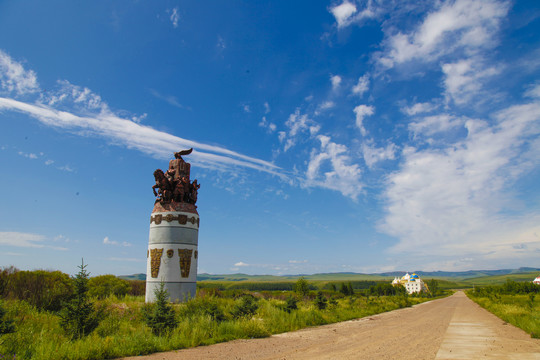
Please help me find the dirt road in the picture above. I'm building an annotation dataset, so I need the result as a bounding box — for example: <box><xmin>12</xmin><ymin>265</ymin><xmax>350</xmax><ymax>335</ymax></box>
<box><xmin>121</xmin><ymin>291</ymin><xmax>540</xmax><ymax>359</ymax></box>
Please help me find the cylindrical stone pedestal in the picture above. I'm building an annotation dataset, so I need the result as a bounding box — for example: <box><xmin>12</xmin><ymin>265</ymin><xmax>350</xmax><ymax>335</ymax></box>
<box><xmin>146</xmin><ymin>202</ymin><xmax>199</xmax><ymax>303</ymax></box>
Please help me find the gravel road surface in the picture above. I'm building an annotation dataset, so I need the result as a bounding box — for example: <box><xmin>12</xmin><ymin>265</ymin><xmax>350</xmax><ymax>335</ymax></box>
<box><xmin>121</xmin><ymin>291</ymin><xmax>540</xmax><ymax>359</ymax></box>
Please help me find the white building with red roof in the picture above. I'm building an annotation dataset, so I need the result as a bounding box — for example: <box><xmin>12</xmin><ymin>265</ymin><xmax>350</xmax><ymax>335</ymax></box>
<box><xmin>533</xmin><ymin>275</ymin><xmax>540</xmax><ymax>285</ymax></box>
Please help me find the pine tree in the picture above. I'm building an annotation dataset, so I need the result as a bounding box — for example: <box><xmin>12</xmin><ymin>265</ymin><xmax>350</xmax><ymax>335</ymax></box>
<box><xmin>284</xmin><ymin>295</ymin><xmax>298</xmax><ymax>313</ymax></box>
<box><xmin>143</xmin><ymin>281</ymin><xmax>178</xmax><ymax>336</ymax></box>
<box><xmin>314</xmin><ymin>291</ymin><xmax>328</xmax><ymax>310</ymax></box>
<box><xmin>60</xmin><ymin>259</ymin><xmax>103</xmax><ymax>339</ymax></box>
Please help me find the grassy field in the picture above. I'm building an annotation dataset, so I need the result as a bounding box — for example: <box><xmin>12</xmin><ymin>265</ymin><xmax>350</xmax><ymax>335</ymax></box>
<box><xmin>466</xmin><ymin>291</ymin><xmax>539</xmax><ymax>338</ymax></box>
<box><xmin>0</xmin><ymin>291</ymin><xmax>444</xmax><ymax>360</ymax></box>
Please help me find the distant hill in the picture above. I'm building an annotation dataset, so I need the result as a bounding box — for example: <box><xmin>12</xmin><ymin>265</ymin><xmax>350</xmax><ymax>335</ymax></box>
<box><xmin>120</xmin><ymin>267</ymin><xmax>540</xmax><ymax>283</ymax></box>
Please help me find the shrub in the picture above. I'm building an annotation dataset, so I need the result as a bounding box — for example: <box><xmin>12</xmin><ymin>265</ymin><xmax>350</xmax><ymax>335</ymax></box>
<box><xmin>284</xmin><ymin>295</ymin><xmax>298</xmax><ymax>313</ymax></box>
<box><xmin>143</xmin><ymin>282</ymin><xmax>178</xmax><ymax>335</ymax></box>
<box><xmin>59</xmin><ymin>260</ymin><xmax>104</xmax><ymax>339</ymax></box>
<box><xmin>0</xmin><ymin>300</ymin><xmax>15</xmax><ymax>337</ymax></box>
<box><xmin>314</xmin><ymin>291</ymin><xmax>327</xmax><ymax>310</ymax></box>
<box><xmin>231</xmin><ymin>295</ymin><xmax>258</xmax><ymax>319</ymax></box>
<box><xmin>180</xmin><ymin>296</ymin><xmax>226</xmax><ymax>322</ymax></box>
<box><xmin>128</xmin><ymin>280</ymin><xmax>146</xmax><ymax>296</ymax></box>
<box><xmin>3</xmin><ymin>269</ymin><xmax>73</xmax><ymax>311</ymax></box>
<box><xmin>88</xmin><ymin>275</ymin><xmax>130</xmax><ymax>299</ymax></box>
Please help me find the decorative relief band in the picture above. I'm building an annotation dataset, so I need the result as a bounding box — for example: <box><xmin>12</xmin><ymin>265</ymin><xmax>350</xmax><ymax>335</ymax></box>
<box><xmin>150</xmin><ymin>214</ymin><xmax>199</xmax><ymax>227</ymax></box>
<box><xmin>178</xmin><ymin>248</ymin><xmax>193</xmax><ymax>278</ymax></box>
<box><xmin>150</xmin><ymin>248</ymin><xmax>164</xmax><ymax>278</ymax></box>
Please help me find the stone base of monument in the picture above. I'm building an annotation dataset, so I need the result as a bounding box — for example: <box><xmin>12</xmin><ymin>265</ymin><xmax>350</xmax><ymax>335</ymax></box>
<box><xmin>145</xmin><ymin>202</ymin><xmax>199</xmax><ymax>303</ymax></box>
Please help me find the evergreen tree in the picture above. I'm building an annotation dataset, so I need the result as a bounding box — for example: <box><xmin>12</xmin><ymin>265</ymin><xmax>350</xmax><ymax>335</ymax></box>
<box><xmin>143</xmin><ymin>281</ymin><xmax>178</xmax><ymax>335</ymax></box>
<box><xmin>60</xmin><ymin>259</ymin><xmax>103</xmax><ymax>339</ymax></box>
<box><xmin>284</xmin><ymin>295</ymin><xmax>298</xmax><ymax>313</ymax></box>
<box><xmin>314</xmin><ymin>291</ymin><xmax>328</xmax><ymax>310</ymax></box>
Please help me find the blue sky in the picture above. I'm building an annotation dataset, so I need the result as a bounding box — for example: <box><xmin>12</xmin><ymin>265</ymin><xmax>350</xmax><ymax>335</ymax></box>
<box><xmin>1</xmin><ymin>0</ymin><xmax>539</xmax><ymax>276</ymax></box>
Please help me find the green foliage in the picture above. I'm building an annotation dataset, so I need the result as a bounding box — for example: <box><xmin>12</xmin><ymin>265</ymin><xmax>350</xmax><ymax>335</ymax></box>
<box><xmin>88</xmin><ymin>275</ymin><xmax>130</xmax><ymax>299</ymax></box>
<box><xmin>294</xmin><ymin>277</ymin><xmax>310</xmax><ymax>297</ymax></box>
<box><xmin>0</xmin><ymin>301</ymin><xmax>15</xmax><ymax>337</ymax></box>
<box><xmin>143</xmin><ymin>282</ymin><xmax>178</xmax><ymax>336</ymax></box>
<box><xmin>427</xmin><ymin>279</ymin><xmax>439</xmax><ymax>297</ymax></box>
<box><xmin>284</xmin><ymin>296</ymin><xmax>298</xmax><ymax>313</ymax></box>
<box><xmin>0</xmin><ymin>289</ymin><xmax>443</xmax><ymax>359</ymax></box>
<box><xmin>368</xmin><ymin>283</ymin><xmax>406</xmax><ymax>296</ymax></box>
<box><xmin>339</xmin><ymin>282</ymin><xmax>355</xmax><ymax>296</ymax></box>
<box><xmin>314</xmin><ymin>291</ymin><xmax>327</xmax><ymax>310</ymax></box>
<box><xmin>1</xmin><ymin>269</ymin><xmax>73</xmax><ymax>311</ymax></box>
<box><xmin>231</xmin><ymin>295</ymin><xmax>258</xmax><ymax>319</ymax></box>
<box><xmin>180</xmin><ymin>296</ymin><xmax>226</xmax><ymax>322</ymax></box>
<box><xmin>128</xmin><ymin>280</ymin><xmax>146</xmax><ymax>296</ymax></box>
<box><xmin>59</xmin><ymin>260</ymin><xmax>103</xmax><ymax>339</ymax></box>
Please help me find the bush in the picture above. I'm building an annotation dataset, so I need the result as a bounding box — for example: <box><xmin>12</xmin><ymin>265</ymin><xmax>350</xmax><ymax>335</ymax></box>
<box><xmin>59</xmin><ymin>260</ymin><xmax>104</xmax><ymax>339</ymax></box>
<box><xmin>143</xmin><ymin>282</ymin><xmax>178</xmax><ymax>335</ymax></box>
<box><xmin>4</xmin><ymin>269</ymin><xmax>73</xmax><ymax>311</ymax></box>
<box><xmin>128</xmin><ymin>280</ymin><xmax>146</xmax><ymax>296</ymax></box>
<box><xmin>284</xmin><ymin>295</ymin><xmax>298</xmax><ymax>313</ymax></box>
<box><xmin>231</xmin><ymin>295</ymin><xmax>258</xmax><ymax>319</ymax></box>
<box><xmin>314</xmin><ymin>291</ymin><xmax>327</xmax><ymax>310</ymax></box>
<box><xmin>88</xmin><ymin>275</ymin><xmax>130</xmax><ymax>299</ymax></box>
<box><xmin>0</xmin><ymin>300</ymin><xmax>15</xmax><ymax>337</ymax></box>
<box><xmin>180</xmin><ymin>296</ymin><xmax>226</xmax><ymax>322</ymax></box>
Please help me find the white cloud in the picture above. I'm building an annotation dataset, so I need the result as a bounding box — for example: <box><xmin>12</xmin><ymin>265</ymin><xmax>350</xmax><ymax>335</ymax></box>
<box><xmin>0</xmin><ymin>95</ymin><xmax>282</xmax><ymax>177</ymax></box>
<box><xmin>353</xmin><ymin>104</ymin><xmax>374</xmax><ymax>136</ymax></box>
<box><xmin>103</xmin><ymin>236</ymin><xmax>131</xmax><ymax>247</ymax></box>
<box><xmin>18</xmin><ymin>151</ymin><xmax>38</xmax><ymax>159</ymax></box>
<box><xmin>380</xmin><ymin>101</ymin><xmax>540</xmax><ymax>262</ymax></box>
<box><xmin>103</xmin><ymin>236</ymin><xmax>117</xmax><ymax>245</ymax></box>
<box><xmin>330</xmin><ymin>75</ymin><xmax>342</xmax><ymax>90</ymax></box>
<box><xmin>243</xmin><ymin>104</ymin><xmax>251</xmax><ymax>113</ymax></box>
<box><xmin>170</xmin><ymin>7</ymin><xmax>179</xmax><ymax>28</ymax></box>
<box><xmin>408</xmin><ymin>114</ymin><xmax>464</xmax><ymax>138</ymax></box>
<box><xmin>149</xmin><ymin>89</ymin><xmax>190</xmax><ymax>110</ymax></box>
<box><xmin>525</xmin><ymin>84</ymin><xmax>540</xmax><ymax>99</ymax></box>
<box><xmin>330</xmin><ymin>1</ymin><xmax>357</xmax><ymax>28</ymax></box>
<box><xmin>352</xmin><ymin>74</ymin><xmax>369</xmax><ymax>97</ymax></box>
<box><xmin>264</xmin><ymin>102</ymin><xmax>270</xmax><ymax>114</ymax></box>
<box><xmin>304</xmin><ymin>135</ymin><xmax>363</xmax><ymax>200</ymax></box>
<box><xmin>316</xmin><ymin>101</ymin><xmax>335</xmax><ymax>113</ymax></box>
<box><xmin>289</xmin><ymin>259</ymin><xmax>308</xmax><ymax>264</ymax></box>
<box><xmin>362</xmin><ymin>141</ymin><xmax>396</xmax><ymax>168</ymax></box>
<box><xmin>442</xmin><ymin>58</ymin><xmax>500</xmax><ymax>105</ymax></box>
<box><xmin>401</xmin><ymin>102</ymin><xmax>438</xmax><ymax>116</ymax></box>
<box><xmin>0</xmin><ymin>50</ymin><xmax>39</xmax><ymax>95</ymax></box>
<box><xmin>234</xmin><ymin>261</ymin><xmax>249</xmax><ymax>267</ymax></box>
<box><xmin>280</xmin><ymin>109</ymin><xmax>319</xmax><ymax>152</ymax></box>
<box><xmin>0</xmin><ymin>232</ymin><xmax>67</xmax><ymax>251</ymax></box>
<box><xmin>259</xmin><ymin>116</ymin><xmax>276</xmax><ymax>133</ymax></box>
<box><xmin>378</xmin><ymin>0</ymin><xmax>509</xmax><ymax>67</ymax></box>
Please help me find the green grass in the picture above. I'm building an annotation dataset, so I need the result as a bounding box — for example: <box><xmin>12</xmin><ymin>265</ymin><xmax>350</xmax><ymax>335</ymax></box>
<box><xmin>461</xmin><ymin>272</ymin><xmax>540</xmax><ymax>287</ymax></box>
<box><xmin>0</xmin><ymin>292</ymin><xmax>444</xmax><ymax>360</ymax></box>
<box><xmin>466</xmin><ymin>291</ymin><xmax>540</xmax><ymax>338</ymax></box>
